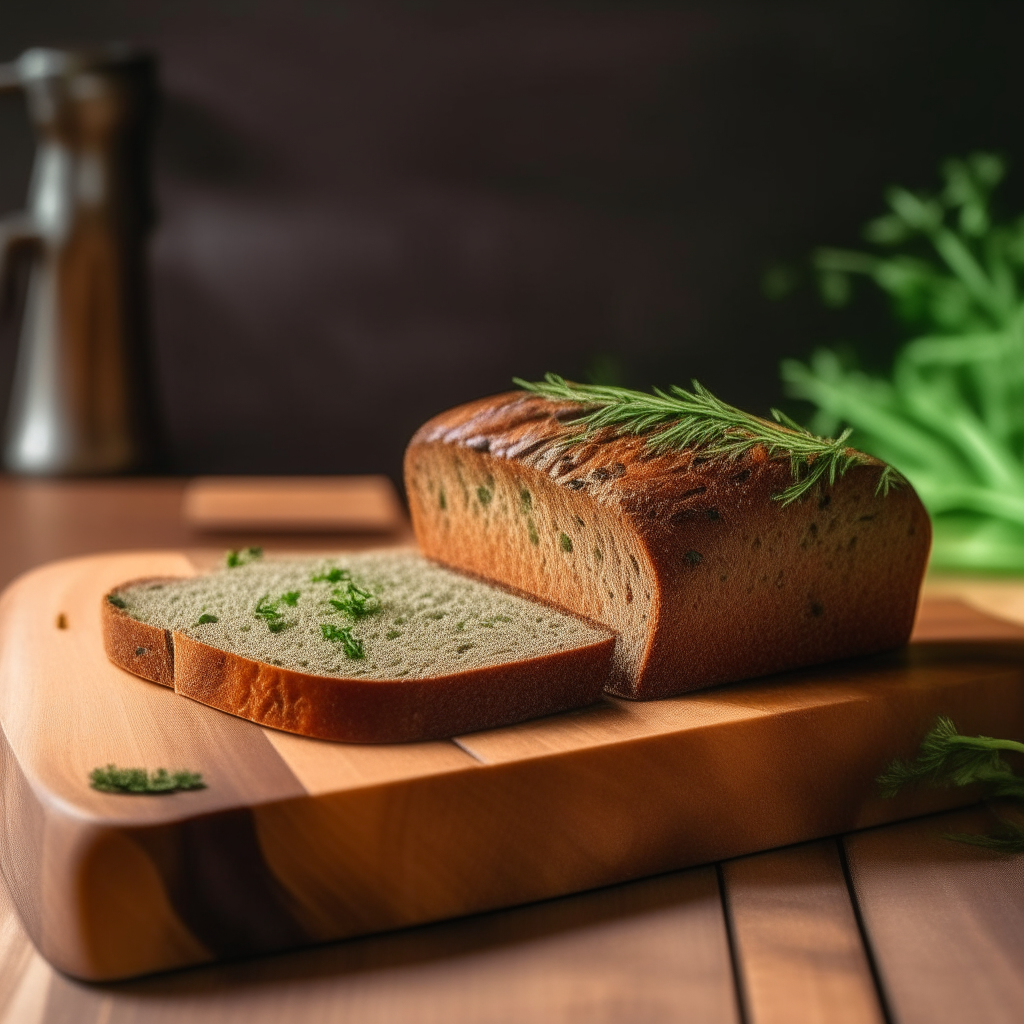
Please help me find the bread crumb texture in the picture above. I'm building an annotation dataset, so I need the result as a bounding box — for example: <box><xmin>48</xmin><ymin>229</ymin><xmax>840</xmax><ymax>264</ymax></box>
<box><xmin>111</xmin><ymin>551</ymin><xmax>607</xmax><ymax>680</ymax></box>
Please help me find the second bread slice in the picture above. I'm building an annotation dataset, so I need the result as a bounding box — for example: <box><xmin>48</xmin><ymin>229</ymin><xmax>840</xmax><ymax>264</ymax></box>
<box><xmin>103</xmin><ymin>550</ymin><xmax>614</xmax><ymax>743</ymax></box>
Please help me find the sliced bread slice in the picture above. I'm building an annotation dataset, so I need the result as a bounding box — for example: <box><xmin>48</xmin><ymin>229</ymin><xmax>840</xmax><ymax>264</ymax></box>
<box><xmin>103</xmin><ymin>549</ymin><xmax>614</xmax><ymax>743</ymax></box>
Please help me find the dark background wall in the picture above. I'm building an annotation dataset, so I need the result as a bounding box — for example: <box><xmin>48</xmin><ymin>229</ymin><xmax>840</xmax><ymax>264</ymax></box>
<box><xmin>0</xmin><ymin>1</ymin><xmax>1021</xmax><ymax>484</ymax></box>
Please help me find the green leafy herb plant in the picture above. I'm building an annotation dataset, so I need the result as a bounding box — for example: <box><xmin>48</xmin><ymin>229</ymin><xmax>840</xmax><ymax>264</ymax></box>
<box><xmin>515</xmin><ymin>373</ymin><xmax>903</xmax><ymax>505</ymax></box>
<box><xmin>90</xmin><ymin>764</ymin><xmax>206</xmax><ymax>795</ymax></box>
<box><xmin>781</xmin><ymin>153</ymin><xmax>1024</xmax><ymax>572</ymax></box>
<box><xmin>879</xmin><ymin>716</ymin><xmax>1024</xmax><ymax>852</ymax></box>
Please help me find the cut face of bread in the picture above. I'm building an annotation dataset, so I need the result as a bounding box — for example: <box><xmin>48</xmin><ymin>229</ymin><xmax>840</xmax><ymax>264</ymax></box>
<box><xmin>103</xmin><ymin>550</ymin><xmax>614</xmax><ymax>742</ymax></box>
<box><xmin>405</xmin><ymin>392</ymin><xmax>933</xmax><ymax>699</ymax></box>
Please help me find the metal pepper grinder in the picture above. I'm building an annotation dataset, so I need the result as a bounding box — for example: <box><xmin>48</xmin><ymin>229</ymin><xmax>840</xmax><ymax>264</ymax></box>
<box><xmin>0</xmin><ymin>45</ymin><xmax>158</xmax><ymax>475</ymax></box>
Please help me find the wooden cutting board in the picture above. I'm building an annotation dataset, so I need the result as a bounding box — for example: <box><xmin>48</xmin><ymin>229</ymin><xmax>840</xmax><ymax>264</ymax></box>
<box><xmin>1</xmin><ymin>552</ymin><xmax>1022</xmax><ymax>983</ymax></box>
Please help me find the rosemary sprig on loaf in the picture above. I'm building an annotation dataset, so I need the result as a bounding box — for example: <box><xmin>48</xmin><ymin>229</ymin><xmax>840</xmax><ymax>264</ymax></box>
<box><xmin>514</xmin><ymin>373</ymin><xmax>904</xmax><ymax>505</ymax></box>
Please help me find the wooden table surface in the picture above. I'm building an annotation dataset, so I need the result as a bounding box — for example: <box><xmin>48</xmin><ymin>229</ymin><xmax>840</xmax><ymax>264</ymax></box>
<box><xmin>0</xmin><ymin>476</ymin><xmax>1022</xmax><ymax>1024</ymax></box>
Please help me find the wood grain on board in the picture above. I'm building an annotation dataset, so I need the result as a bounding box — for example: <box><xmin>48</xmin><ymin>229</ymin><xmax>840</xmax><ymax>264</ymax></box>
<box><xmin>0</xmin><ymin>552</ymin><xmax>318</xmax><ymax>980</ymax></box>
<box><xmin>844</xmin><ymin>805</ymin><xmax>1024</xmax><ymax>1024</ymax></box>
<box><xmin>723</xmin><ymin>841</ymin><xmax>883</xmax><ymax>1024</ymax></box>
<box><xmin>1</xmin><ymin>549</ymin><xmax>1022</xmax><ymax>981</ymax></box>
<box><xmin>0</xmin><ymin>882</ymin><xmax>50</xmax><ymax>1024</ymax></box>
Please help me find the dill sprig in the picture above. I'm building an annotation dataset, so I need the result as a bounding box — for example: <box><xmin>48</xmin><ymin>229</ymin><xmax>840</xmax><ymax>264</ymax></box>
<box><xmin>514</xmin><ymin>373</ymin><xmax>903</xmax><ymax>505</ymax></box>
<box><xmin>878</xmin><ymin>716</ymin><xmax>1024</xmax><ymax>797</ymax></box>
<box><xmin>879</xmin><ymin>716</ymin><xmax>1024</xmax><ymax>853</ymax></box>
<box><xmin>90</xmin><ymin>764</ymin><xmax>206</xmax><ymax>795</ymax></box>
<box><xmin>944</xmin><ymin>824</ymin><xmax>1024</xmax><ymax>854</ymax></box>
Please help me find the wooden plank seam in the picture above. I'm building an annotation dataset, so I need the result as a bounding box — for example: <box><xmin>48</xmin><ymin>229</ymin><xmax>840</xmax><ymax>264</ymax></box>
<box><xmin>716</xmin><ymin>862</ymin><xmax>750</xmax><ymax>1024</ymax></box>
<box><xmin>838</xmin><ymin>837</ymin><xmax>895</xmax><ymax>1024</ymax></box>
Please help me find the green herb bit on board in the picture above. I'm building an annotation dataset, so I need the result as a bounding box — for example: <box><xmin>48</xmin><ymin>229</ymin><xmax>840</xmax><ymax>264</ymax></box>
<box><xmin>226</xmin><ymin>546</ymin><xmax>263</xmax><ymax>568</ymax></box>
<box><xmin>328</xmin><ymin>582</ymin><xmax>380</xmax><ymax>618</ymax></box>
<box><xmin>878</xmin><ymin>716</ymin><xmax>1024</xmax><ymax>852</ymax></box>
<box><xmin>90</xmin><ymin>764</ymin><xmax>206</xmax><ymax>795</ymax></box>
<box><xmin>321</xmin><ymin>623</ymin><xmax>365</xmax><ymax>659</ymax></box>
<box><xmin>515</xmin><ymin>373</ymin><xmax>903</xmax><ymax>505</ymax></box>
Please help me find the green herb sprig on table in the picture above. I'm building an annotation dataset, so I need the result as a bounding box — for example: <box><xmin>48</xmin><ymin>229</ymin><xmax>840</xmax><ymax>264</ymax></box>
<box><xmin>515</xmin><ymin>373</ymin><xmax>903</xmax><ymax>505</ymax></box>
<box><xmin>90</xmin><ymin>765</ymin><xmax>206</xmax><ymax>795</ymax></box>
<box><xmin>781</xmin><ymin>153</ymin><xmax>1024</xmax><ymax>572</ymax></box>
<box><xmin>879</xmin><ymin>716</ymin><xmax>1024</xmax><ymax>852</ymax></box>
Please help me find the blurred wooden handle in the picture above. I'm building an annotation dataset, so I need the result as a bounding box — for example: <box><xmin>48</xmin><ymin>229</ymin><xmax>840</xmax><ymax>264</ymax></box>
<box><xmin>182</xmin><ymin>476</ymin><xmax>406</xmax><ymax>533</ymax></box>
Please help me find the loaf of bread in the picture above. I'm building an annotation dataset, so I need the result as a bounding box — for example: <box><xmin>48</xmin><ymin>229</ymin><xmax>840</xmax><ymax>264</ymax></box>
<box><xmin>103</xmin><ymin>550</ymin><xmax>614</xmax><ymax>742</ymax></box>
<box><xmin>405</xmin><ymin>390</ymin><xmax>932</xmax><ymax>699</ymax></box>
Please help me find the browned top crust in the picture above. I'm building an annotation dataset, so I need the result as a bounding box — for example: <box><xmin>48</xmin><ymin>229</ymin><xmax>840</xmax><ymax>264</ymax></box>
<box><xmin>410</xmin><ymin>390</ymin><xmax>891</xmax><ymax>523</ymax></box>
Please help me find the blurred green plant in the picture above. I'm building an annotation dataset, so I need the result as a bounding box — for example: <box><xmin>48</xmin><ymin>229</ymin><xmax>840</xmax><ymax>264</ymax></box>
<box><xmin>781</xmin><ymin>153</ymin><xmax>1024</xmax><ymax>573</ymax></box>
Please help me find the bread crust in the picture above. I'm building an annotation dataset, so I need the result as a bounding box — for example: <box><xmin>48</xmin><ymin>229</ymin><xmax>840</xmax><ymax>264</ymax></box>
<box><xmin>102</xmin><ymin>578</ymin><xmax>179</xmax><ymax>687</ymax></box>
<box><xmin>171</xmin><ymin>633</ymin><xmax>612</xmax><ymax>743</ymax></box>
<box><xmin>101</xmin><ymin>577</ymin><xmax>614</xmax><ymax>743</ymax></box>
<box><xmin>404</xmin><ymin>391</ymin><xmax>933</xmax><ymax>699</ymax></box>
